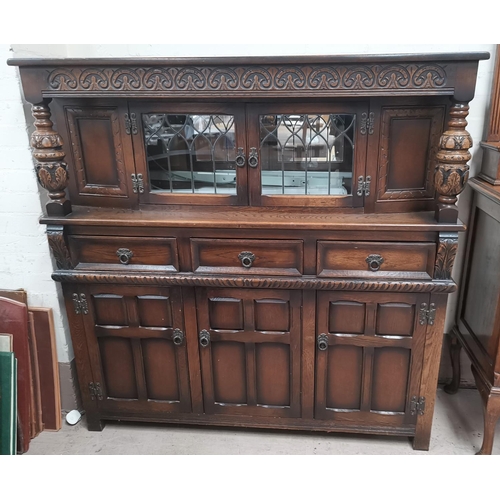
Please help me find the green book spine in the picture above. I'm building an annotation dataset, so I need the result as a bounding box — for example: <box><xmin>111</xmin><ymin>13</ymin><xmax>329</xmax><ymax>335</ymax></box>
<box><xmin>0</xmin><ymin>351</ymin><xmax>17</xmax><ymax>455</ymax></box>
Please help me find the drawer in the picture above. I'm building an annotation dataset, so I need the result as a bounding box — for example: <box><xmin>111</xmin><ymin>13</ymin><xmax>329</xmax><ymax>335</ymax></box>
<box><xmin>191</xmin><ymin>238</ymin><xmax>303</xmax><ymax>276</ymax></box>
<box><xmin>69</xmin><ymin>236</ymin><xmax>179</xmax><ymax>271</ymax></box>
<box><xmin>317</xmin><ymin>241</ymin><xmax>436</xmax><ymax>279</ymax></box>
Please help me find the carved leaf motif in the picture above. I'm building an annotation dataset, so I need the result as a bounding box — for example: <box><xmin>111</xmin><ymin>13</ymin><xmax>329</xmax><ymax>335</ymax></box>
<box><xmin>47</xmin><ymin>231</ymin><xmax>72</xmax><ymax>270</ymax></box>
<box><xmin>434</xmin><ymin>238</ymin><xmax>458</xmax><ymax>280</ymax></box>
<box><xmin>55</xmin><ymin>166</ymin><xmax>68</xmax><ymax>187</ymax></box>
<box><xmin>37</xmin><ymin>167</ymin><xmax>53</xmax><ymax>190</ymax></box>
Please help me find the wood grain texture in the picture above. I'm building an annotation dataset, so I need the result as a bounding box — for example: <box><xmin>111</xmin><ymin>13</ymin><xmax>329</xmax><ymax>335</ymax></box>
<box><xmin>40</xmin><ymin>206</ymin><xmax>466</xmax><ymax>231</ymax></box>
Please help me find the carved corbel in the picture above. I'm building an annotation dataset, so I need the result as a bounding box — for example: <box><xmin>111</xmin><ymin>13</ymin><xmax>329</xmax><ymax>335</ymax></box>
<box><xmin>31</xmin><ymin>101</ymin><xmax>71</xmax><ymax>215</ymax></box>
<box><xmin>434</xmin><ymin>232</ymin><xmax>458</xmax><ymax>280</ymax></box>
<box><xmin>434</xmin><ymin>101</ymin><xmax>472</xmax><ymax>223</ymax></box>
<box><xmin>46</xmin><ymin>225</ymin><xmax>73</xmax><ymax>270</ymax></box>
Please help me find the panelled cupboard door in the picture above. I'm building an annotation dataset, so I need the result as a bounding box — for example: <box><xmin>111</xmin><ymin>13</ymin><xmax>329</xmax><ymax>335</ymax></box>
<box><xmin>315</xmin><ymin>291</ymin><xmax>428</xmax><ymax>428</ymax></box>
<box><xmin>246</xmin><ymin>102</ymin><xmax>369</xmax><ymax>208</ymax></box>
<box><xmin>130</xmin><ymin>102</ymin><xmax>248</xmax><ymax>206</ymax></box>
<box><xmin>196</xmin><ymin>288</ymin><xmax>301</xmax><ymax>418</ymax></box>
<box><xmin>80</xmin><ymin>285</ymin><xmax>192</xmax><ymax>417</ymax></box>
<box><xmin>52</xmin><ymin>98</ymin><xmax>137</xmax><ymax>208</ymax></box>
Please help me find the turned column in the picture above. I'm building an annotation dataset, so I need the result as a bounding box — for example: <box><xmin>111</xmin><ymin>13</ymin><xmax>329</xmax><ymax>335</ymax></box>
<box><xmin>30</xmin><ymin>100</ymin><xmax>71</xmax><ymax>215</ymax></box>
<box><xmin>434</xmin><ymin>101</ymin><xmax>472</xmax><ymax>223</ymax></box>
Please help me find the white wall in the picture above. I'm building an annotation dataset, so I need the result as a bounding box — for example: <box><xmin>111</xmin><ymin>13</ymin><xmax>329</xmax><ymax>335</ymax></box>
<box><xmin>3</xmin><ymin>44</ymin><xmax>497</xmax><ymax>366</ymax></box>
<box><xmin>0</xmin><ymin>44</ymin><xmax>72</xmax><ymax>362</ymax></box>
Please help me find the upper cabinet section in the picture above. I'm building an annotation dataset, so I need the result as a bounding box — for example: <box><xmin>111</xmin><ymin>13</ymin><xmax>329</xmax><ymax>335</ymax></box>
<box><xmin>10</xmin><ymin>53</ymin><xmax>488</xmax><ymax>219</ymax></box>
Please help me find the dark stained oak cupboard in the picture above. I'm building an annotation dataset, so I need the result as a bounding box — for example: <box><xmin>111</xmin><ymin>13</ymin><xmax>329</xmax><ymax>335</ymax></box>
<box><xmin>9</xmin><ymin>52</ymin><xmax>488</xmax><ymax>450</ymax></box>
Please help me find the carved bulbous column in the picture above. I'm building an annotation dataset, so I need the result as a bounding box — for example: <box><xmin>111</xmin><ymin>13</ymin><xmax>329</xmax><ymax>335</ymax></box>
<box><xmin>434</xmin><ymin>101</ymin><xmax>472</xmax><ymax>223</ymax></box>
<box><xmin>31</xmin><ymin>101</ymin><xmax>71</xmax><ymax>215</ymax></box>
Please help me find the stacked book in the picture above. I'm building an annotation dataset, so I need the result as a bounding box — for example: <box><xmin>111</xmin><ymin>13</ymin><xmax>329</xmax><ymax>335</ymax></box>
<box><xmin>0</xmin><ymin>333</ymin><xmax>16</xmax><ymax>455</ymax></box>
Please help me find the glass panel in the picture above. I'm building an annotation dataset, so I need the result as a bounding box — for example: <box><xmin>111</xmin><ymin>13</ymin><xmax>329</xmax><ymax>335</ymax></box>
<box><xmin>260</xmin><ymin>114</ymin><xmax>355</xmax><ymax>196</ymax></box>
<box><xmin>142</xmin><ymin>114</ymin><xmax>237</xmax><ymax>194</ymax></box>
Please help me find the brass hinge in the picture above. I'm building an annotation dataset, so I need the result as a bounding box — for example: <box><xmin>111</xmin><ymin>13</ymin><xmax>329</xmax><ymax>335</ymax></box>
<box><xmin>124</xmin><ymin>112</ymin><xmax>138</xmax><ymax>135</ymax></box>
<box><xmin>410</xmin><ymin>396</ymin><xmax>426</xmax><ymax>416</ymax></box>
<box><xmin>356</xmin><ymin>175</ymin><xmax>371</xmax><ymax>197</ymax></box>
<box><xmin>89</xmin><ymin>382</ymin><xmax>103</xmax><ymax>401</ymax></box>
<box><xmin>419</xmin><ymin>302</ymin><xmax>436</xmax><ymax>325</ymax></box>
<box><xmin>72</xmin><ymin>293</ymin><xmax>88</xmax><ymax>315</ymax></box>
<box><xmin>360</xmin><ymin>112</ymin><xmax>374</xmax><ymax>135</ymax></box>
<box><xmin>131</xmin><ymin>173</ymin><xmax>145</xmax><ymax>194</ymax></box>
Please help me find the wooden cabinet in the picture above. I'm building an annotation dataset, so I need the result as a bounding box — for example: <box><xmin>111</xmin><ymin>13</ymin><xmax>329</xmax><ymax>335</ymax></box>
<box><xmin>10</xmin><ymin>52</ymin><xmax>489</xmax><ymax>450</ymax></box>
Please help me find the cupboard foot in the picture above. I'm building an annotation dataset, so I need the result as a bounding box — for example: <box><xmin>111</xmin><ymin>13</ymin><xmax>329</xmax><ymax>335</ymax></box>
<box><xmin>476</xmin><ymin>398</ymin><xmax>500</xmax><ymax>455</ymax></box>
<box><xmin>444</xmin><ymin>331</ymin><xmax>462</xmax><ymax>395</ymax></box>
<box><xmin>86</xmin><ymin>416</ymin><xmax>104</xmax><ymax>432</ymax></box>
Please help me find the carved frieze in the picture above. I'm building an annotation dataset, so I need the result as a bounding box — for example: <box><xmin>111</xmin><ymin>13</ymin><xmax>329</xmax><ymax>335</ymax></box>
<box><xmin>434</xmin><ymin>232</ymin><xmax>459</xmax><ymax>280</ymax></box>
<box><xmin>46</xmin><ymin>63</ymin><xmax>448</xmax><ymax>95</ymax></box>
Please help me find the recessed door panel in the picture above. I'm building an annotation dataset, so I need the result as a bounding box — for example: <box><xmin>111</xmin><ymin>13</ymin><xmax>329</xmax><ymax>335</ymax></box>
<box><xmin>81</xmin><ymin>285</ymin><xmax>191</xmax><ymax>416</ymax></box>
<box><xmin>315</xmin><ymin>291</ymin><xmax>428</xmax><ymax>428</ymax></box>
<box><xmin>196</xmin><ymin>288</ymin><xmax>301</xmax><ymax>418</ymax></box>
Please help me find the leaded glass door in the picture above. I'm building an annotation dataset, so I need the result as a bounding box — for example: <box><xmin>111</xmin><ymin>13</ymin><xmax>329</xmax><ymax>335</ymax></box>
<box><xmin>131</xmin><ymin>102</ymin><xmax>248</xmax><ymax>205</ymax></box>
<box><xmin>246</xmin><ymin>103</ymin><xmax>369</xmax><ymax>207</ymax></box>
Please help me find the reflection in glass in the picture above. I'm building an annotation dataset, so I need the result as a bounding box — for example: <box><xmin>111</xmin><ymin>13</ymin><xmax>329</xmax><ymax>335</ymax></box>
<box><xmin>143</xmin><ymin>114</ymin><xmax>237</xmax><ymax>194</ymax></box>
<box><xmin>260</xmin><ymin>114</ymin><xmax>355</xmax><ymax>196</ymax></box>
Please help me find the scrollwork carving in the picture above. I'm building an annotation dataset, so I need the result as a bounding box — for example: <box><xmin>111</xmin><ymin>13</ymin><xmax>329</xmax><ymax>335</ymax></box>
<box><xmin>46</xmin><ymin>63</ymin><xmax>448</xmax><ymax>95</ymax></box>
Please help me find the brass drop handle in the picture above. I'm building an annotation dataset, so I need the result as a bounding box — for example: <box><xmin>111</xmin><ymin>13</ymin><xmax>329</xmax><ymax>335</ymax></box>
<box><xmin>235</xmin><ymin>147</ymin><xmax>246</xmax><ymax>168</ymax></box>
<box><xmin>248</xmin><ymin>147</ymin><xmax>259</xmax><ymax>168</ymax></box>
<box><xmin>172</xmin><ymin>328</ymin><xmax>184</xmax><ymax>346</ymax></box>
<box><xmin>317</xmin><ymin>334</ymin><xmax>329</xmax><ymax>351</ymax></box>
<box><xmin>117</xmin><ymin>248</ymin><xmax>134</xmax><ymax>265</ymax></box>
<box><xmin>238</xmin><ymin>251</ymin><xmax>256</xmax><ymax>269</ymax></box>
<box><xmin>199</xmin><ymin>329</ymin><xmax>210</xmax><ymax>348</ymax></box>
<box><xmin>366</xmin><ymin>254</ymin><xmax>384</xmax><ymax>272</ymax></box>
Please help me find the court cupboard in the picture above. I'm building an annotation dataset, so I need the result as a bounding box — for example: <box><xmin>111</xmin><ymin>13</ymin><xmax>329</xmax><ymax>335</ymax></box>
<box><xmin>8</xmin><ymin>51</ymin><xmax>488</xmax><ymax>450</ymax></box>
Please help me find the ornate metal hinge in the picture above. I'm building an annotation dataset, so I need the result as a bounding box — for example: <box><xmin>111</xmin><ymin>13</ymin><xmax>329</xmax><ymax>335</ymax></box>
<box><xmin>72</xmin><ymin>293</ymin><xmax>89</xmax><ymax>315</ymax></box>
<box><xmin>89</xmin><ymin>382</ymin><xmax>103</xmax><ymax>401</ymax></box>
<box><xmin>356</xmin><ymin>175</ymin><xmax>371</xmax><ymax>197</ymax></box>
<box><xmin>360</xmin><ymin>112</ymin><xmax>374</xmax><ymax>135</ymax></box>
<box><xmin>124</xmin><ymin>112</ymin><xmax>138</xmax><ymax>135</ymax></box>
<box><xmin>410</xmin><ymin>396</ymin><xmax>426</xmax><ymax>416</ymax></box>
<box><xmin>131</xmin><ymin>173</ymin><xmax>145</xmax><ymax>194</ymax></box>
<box><xmin>419</xmin><ymin>303</ymin><xmax>436</xmax><ymax>325</ymax></box>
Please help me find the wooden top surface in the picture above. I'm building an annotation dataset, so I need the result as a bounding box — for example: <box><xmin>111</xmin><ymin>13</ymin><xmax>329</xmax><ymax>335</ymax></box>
<box><xmin>469</xmin><ymin>176</ymin><xmax>500</xmax><ymax>202</ymax></box>
<box><xmin>7</xmin><ymin>52</ymin><xmax>490</xmax><ymax>67</ymax></box>
<box><xmin>40</xmin><ymin>206</ymin><xmax>466</xmax><ymax>232</ymax></box>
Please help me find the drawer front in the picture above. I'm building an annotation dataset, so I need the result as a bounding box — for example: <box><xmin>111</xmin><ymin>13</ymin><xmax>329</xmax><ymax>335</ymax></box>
<box><xmin>317</xmin><ymin>241</ymin><xmax>435</xmax><ymax>279</ymax></box>
<box><xmin>191</xmin><ymin>238</ymin><xmax>303</xmax><ymax>276</ymax></box>
<box><xmin>69</xmin><ymin>236</ymin><xmax>179</xmax><ymax>271</ymax></box>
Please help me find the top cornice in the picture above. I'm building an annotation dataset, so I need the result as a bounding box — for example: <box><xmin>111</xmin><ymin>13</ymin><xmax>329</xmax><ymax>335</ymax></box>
<box><xmin>9</xmin><ymin>52</ymin><xmax>490</xmax><ymax>103</ymax></box>
<box><xmin>7</xmin><ymin>52</ymin><xmax>491</xmax><ymax>67</ymax></box>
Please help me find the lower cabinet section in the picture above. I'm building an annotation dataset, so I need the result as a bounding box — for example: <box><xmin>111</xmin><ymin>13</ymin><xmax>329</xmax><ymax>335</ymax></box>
<box><xmin>64</xmin><ymin>283</ymin><xmax>436</xmax><ymax>441</ymax></box>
